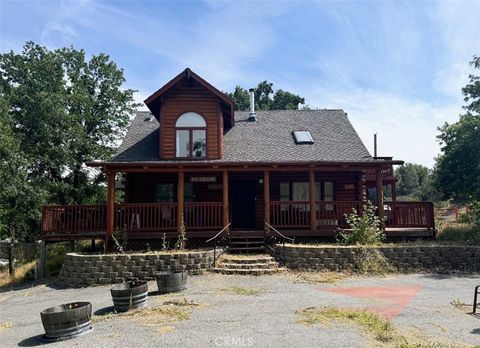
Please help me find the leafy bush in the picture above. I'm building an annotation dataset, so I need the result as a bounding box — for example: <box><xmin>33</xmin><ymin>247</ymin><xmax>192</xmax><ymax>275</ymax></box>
<box><xmin>467</xmin><ymin>201</ymin><xmax>480</xmax><ymax>226</ymax></box>
<box><xmin>337</xmin><ymin>202</ymin><xmax>384</xmax><ymax>245</ymax></box>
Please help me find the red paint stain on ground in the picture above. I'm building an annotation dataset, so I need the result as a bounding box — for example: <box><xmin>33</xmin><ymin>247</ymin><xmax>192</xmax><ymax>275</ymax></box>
<box><xmin>322</xmin><ymin>286</ymin><xmax>422</xmax><ymax>319</ymax></box>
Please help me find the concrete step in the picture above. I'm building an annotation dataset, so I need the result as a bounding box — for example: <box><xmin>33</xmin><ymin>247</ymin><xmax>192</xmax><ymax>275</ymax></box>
<box><xmin>211</xmin><ymin>267</ymin><xmax>280</xmax><ymax>275</ymax></box>
<box><xmin>217</xmin><ymin>262</ymin><xmax>278</xmax><ymax>270</ymax></box>
<box><xmin>220</xmin><ymin>255</ymin><xmax>275</xmax><ymax>264</ymax></box>
<box><xmin>229</xmin><ymin>246</ymin><xmax>265</xmax><ymax>252</ymax></box>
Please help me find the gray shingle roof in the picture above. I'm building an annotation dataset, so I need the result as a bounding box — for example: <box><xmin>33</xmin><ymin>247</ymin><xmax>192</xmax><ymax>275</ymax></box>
<box><xmin>112</xmin><ymin>110</ymin><xmax>373</xmax><ymax>163</ymax></box>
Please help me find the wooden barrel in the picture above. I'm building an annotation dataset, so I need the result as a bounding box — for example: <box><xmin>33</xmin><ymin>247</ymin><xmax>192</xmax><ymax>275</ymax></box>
<box><xmin>40</xmin><ymin>302</ymin><xmax>92</xmax><ymax>341</ymax></box>
<box><xmin>110</xmin><ymin>280</ymin><xmax>148</xmax><ymax>312</ymax></box>
<box><xmin>156</xmin><ymin>271</ymin><xmax>187</xmax><ymax>293</ymax></box>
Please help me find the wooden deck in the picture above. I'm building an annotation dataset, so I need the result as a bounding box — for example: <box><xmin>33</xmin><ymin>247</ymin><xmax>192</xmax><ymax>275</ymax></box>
<box><xmin>41</xmin><ymin>201</ymin><xmax>435</xmax><ymax>241</ymax></box>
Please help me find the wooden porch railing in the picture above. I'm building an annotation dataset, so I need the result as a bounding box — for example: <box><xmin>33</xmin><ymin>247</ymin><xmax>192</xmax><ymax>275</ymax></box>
<box><xmin>385</xmin><ymin>201</ymin><xmax>435</xmax><ymax>229</ymax></box>
<box><xmin>41</xmin><ymin>200</ymin><xmax>435</xmax><ymax>239</ymax></box>
<box><xmin>269</xmin><ymin>201</ymin><xmax>435</xmax><ymax>230</ymax></box>
<box><xmin>270</xmin><ymin>201</ymin><xmax>310</xmax><ymax>228</ymax></box>
<box><xmin>184</xmin><ymin>202</ymin><xmax>223</xmax><ymax>230</ymax></box>
<box><xmin>315</xmin><ymin>201</ymin><xmax>364</xmax><ymax>229</ymax></box>
<box><xmin>41</xmin><ymin>205</ymin><xmax>107</xmax><ymax>237</ymax></box>
<box><xmin>115</xmin><ymin>203</ymin><xmax>178</xmax><ymax>232</ymax></box>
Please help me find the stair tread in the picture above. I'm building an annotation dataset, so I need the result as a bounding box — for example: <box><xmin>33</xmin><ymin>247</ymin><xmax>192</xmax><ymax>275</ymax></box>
<box><xmin>229</xmin><ymin>241</ymin><xmax>264</xmax><ymax>245</ymax></box>
<box><xmin>212</xmin><ymin>268</ymin><xmax>280</xmax><ymax>274</ymax></box>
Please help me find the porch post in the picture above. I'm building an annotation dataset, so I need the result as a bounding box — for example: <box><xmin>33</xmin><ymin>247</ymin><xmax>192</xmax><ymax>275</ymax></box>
<box><xmin>177</xmin><ymin>171</ymin><xmax>185</xmax><ymax>231</ymax></box>
<box><xmin>105</xmin><ymin>170</ymin><xmax>116</xmax><ymax>253</ymax></box>
<box><xmin>264</xmin><ymin>170</ymin><xmax>270</xmax><ymax>228</ymax></box>
<box><xmin>222</xmin><ymin>170</ymin><xmax>229</xmax><ymax>228</ymax></box>
<box><xmin>309</xmin><ymin>170</ymin><xmax>317</xmax><ymax>231</ymax></box>
<box><xmin>376</xmin><ymin>168</ymin><xmax>385</xmax><ymax>230</ymax></box>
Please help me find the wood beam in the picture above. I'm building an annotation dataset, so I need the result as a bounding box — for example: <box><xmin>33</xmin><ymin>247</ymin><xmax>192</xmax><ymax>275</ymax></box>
<box><xmin>105</xmin><ymin>170</ymin><xmax>116</xmax><ymax>253</ymax></box>
<box><xmin>309</xmin><ymin>170</ymin><xmax>317</xmax><ymax>231</ymax></box>
<box><xmin>222</xmin><ymin>170</ymin><xmax>229</xmax><ymax>228</ymax></box>
<box><xmin>376</xmin><ymin>169</ymin><xmax>385</xmax><ymax>230</ymax></box>
<box><xmin>264</xmin><ymin>170</ymin><xmax>270</xmax><ymax>227</ymax></box>
<box><xmin>177</xmin><ymin>171</ymin><xmax>185</xmax><ymax>231</ymax></box>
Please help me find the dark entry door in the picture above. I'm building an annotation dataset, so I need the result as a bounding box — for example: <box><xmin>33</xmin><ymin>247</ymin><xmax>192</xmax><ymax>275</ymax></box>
<box><xmin>231</xmin><ymin>180</ymin><xmax>256</xmax><ymax>229</ymax></box>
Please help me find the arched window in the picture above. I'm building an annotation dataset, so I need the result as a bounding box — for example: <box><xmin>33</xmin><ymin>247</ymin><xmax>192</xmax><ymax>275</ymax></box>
<box><xmin>175</xmin><ymin>112</ymin><xmax>207</xmax><ymax>158</ymax></box>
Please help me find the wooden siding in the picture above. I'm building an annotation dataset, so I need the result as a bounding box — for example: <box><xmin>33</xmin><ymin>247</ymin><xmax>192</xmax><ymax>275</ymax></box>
<box><xmin>125</xmin><ymin>173</ymin><xmax>223</xmax><ymax>203</ymax></box>
<box><xmin>160</xmin><ymin>80</ymin><xmax>222</xmax><ymax>159</ymax></box>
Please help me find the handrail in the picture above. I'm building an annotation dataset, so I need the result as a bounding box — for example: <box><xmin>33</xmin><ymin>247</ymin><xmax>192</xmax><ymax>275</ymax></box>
<box><xmin>206</xmin><ymin>223</ymin><xmax>231</xmax><ymax>243</ymax></box>
<box><xmin>265</xmin><ymin>222</ymin><xmax>294</xmax><ymax>262</ymax></box>
<box><xmin>206</xmin><ymin>222</ymin><xmax>231</xmax><ymax>267</ymax></box>
<box><xmin>264</xmin><ymin>222</ymin><xmax>295</xmax><ymax>242</ymax></box>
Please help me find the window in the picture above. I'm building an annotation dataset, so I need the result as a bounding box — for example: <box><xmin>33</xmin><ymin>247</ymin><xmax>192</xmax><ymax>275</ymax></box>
<box><xmin>292</xmin><ymin>182</ymin><xmax>309</xmax><ymax>211</ymax></box>
<box><xmin>292</xmin><ymin>130</ymin><xmax>314</xmax><ymax>144</ymax></box>
<box><xmin>280</xmin><ymin>182</ymin><xmax>290</xmax><ymax>211</ymax></box>
<box><xmin>154</xmin><ymin>184</ymin><xmax>174</xmax><ymax>203</ymax></box>
<box><xmin>323</xmin><ymin>181</ymin><xmax>335</xmax><ymax>211</ymax></box>
<box><xmin>176</xmin><ymin>112</ymin><xmax>206</xmax><ymax>158</ymax></box>
<box><xmin>324</xmin><ymin>181</ymin><xmax>334</xmax><ymax>201</ymax></box>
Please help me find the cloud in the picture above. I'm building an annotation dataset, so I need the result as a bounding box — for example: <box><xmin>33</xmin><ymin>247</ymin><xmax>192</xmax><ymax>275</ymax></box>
<box><xmin>303</xmin><ymin>86</ymin><xmax>462</xmax><ymax>168</ymax></box>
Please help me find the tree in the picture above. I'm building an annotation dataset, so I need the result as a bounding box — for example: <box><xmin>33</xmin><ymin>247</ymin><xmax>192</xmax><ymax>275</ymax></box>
<box><xmin>0</xmin><ymin>42</ymin><xmax>138</xmax><ymax>240</ymax></box>
<box><xmin>434</xmin><ymin>55</ymin><xmax>480</xmax><ymax>203</ymax></box>
<box><xmin>0</xmin><ymin>88</ymin><xmax>44</xmax><ymax>241</ymax></box>
<box><xmin>394</xmin><ymin>163</ymin><xmax>439</xmax><ymax>201</ymax></box>
<box><xmin>226</xmin><ymin>81</ymin><xmax>305</xmax><ymax>111</ymax></box>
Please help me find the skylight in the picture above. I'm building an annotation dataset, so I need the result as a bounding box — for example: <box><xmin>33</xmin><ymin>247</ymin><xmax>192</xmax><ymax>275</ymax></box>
<box><xmin>292</xmin><ymin>130</ymin><xmax>314</xmax><ymax>144</ymax></box>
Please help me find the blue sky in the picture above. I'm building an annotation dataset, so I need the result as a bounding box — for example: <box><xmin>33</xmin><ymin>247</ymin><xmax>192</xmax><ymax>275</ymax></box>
<box><xmin>1</xmin><ymin>0</ymin><xmax>479</xmax><ymax>167</ymax></box>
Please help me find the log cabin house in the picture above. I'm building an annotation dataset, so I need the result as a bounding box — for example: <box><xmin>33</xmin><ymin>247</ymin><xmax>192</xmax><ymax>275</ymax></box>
<box><xmin>41</xmin><ymin>68</ymin><xmax>435</xmax><ymax>251</ymax></box>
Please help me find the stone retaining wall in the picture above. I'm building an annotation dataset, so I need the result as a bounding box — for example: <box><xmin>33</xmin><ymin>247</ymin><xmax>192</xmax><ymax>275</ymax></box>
<box><xmin>278</xmin><ymin>244</ymin><xmax>480</xmax><ymax>273</ymax></box>
<box><xmin>58</xmin><ymin>249</ymin><xmax>223</xmax><ymax>288</ymax></box>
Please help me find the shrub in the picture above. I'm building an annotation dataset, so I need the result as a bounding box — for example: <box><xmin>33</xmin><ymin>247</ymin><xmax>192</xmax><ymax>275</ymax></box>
<box><xmin>175</xmin><ymin>213</ymin><xmax>187</xmax><ymax>251</ymax></box>
<box><xmin>467</xmin><ymin>201</ymin><xmax>480</xmax><ymax>226</ymax></box>
<box><xmin>437</xmin><ymin>223</ymin><xmax>480</xmax><ymax>244</ymax></box>
<box><xmin>337</xmin><ymin>202</ymin><xmax>384</xmax><ymax>245</ymax></box>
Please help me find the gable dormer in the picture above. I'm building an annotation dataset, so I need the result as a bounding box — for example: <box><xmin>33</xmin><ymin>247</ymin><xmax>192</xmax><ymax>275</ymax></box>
<box><xmin>144</xmin><ymin>68</ymin><xmax>234</xmax><ymax>160</ymax></box>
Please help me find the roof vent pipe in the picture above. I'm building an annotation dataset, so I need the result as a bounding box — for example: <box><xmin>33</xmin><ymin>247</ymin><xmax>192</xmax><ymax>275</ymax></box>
<box><xmin>248</xmin><ymin>88</ymin><xmax>256</xmax><ymax>122</ymax></box>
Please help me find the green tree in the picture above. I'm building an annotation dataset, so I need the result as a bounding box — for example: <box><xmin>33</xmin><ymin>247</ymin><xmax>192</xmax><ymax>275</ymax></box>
<box><xmin>0</xmin><ymin>88</ymin><xmax>44</xmax><ymax>241</ymax></box>
<box><xmin>434</xmin><ymin>55</ymin><xmax>480</xmax><ymax>203</ymax></box>
<box><xmin>0</xmin><ymin>42</ymin><xmax>138</xmax><ymax>240</ymax></box>
<box><xmin>394</xmin><ymin>163</ymin><xmax>439</xmax><ymax>201</ymax></box>
<box><xmin>226</xmin><ymin>81</ymin><xmax>305</xmax><ymax>111</ymax></box>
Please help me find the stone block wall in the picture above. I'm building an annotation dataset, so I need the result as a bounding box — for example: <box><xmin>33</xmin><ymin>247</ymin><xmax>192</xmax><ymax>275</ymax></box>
<box><xmin>58</xmin><ymin>249</ymin><xmax>222</xmax><ymax>288</ymax></box>
<box><xmin>278</xmin><ymin>244</ymin><xmax>480</xmax><ymax>273</ymax></box>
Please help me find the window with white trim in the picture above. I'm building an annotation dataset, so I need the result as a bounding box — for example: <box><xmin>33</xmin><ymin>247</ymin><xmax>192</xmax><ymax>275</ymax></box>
<box><xmin>175</xmin><ymin>112</ymin><xmax>206</xmax><ymax>158</ymax></box>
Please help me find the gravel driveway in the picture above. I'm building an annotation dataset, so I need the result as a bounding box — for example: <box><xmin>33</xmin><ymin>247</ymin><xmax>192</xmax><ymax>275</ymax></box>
<box><xmin>1</xmin><ymin>272</ymin><xmax>479</xmax><ymax>347</ymax></box>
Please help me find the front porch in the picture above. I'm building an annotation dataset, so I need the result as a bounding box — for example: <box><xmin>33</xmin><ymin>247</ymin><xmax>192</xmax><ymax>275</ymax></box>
<box><xmin>40</xmin><ymin>166</ymin><xmax>436</xmax><ymax>243</ymax></box>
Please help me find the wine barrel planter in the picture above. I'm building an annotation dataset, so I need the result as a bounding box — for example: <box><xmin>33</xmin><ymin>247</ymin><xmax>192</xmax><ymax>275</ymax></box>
<box><xmin>110</xmin><ymin>280</ymin><xmax>148</xmax><ymax>312</ymax></box>
<box><xmin>40</xmin><ymin>302</ymin><xmax>92</xmax><ymax>341</ymax></box>
<box><xmin>156</xmin><ymin>271</ymin><xmax>187</xmax><ymax>293</ymax></box>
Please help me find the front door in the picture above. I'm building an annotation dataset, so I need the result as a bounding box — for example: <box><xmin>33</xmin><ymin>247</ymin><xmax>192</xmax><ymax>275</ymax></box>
<box><xmin>231</xmin><ymin>180</ymin><xmax>256</xmax><ymax>229</ymax></box>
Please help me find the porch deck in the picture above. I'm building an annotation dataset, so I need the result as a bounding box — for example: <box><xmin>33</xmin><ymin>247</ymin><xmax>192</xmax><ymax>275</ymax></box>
<box><xmin>41</xmin><ymin>201</ymin><xmax>435</xmax><ymax>241</ymax></box>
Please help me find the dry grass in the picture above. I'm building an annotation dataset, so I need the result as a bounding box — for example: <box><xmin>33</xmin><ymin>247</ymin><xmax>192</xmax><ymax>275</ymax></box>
<box><xmin>296</xmin><ymin>307</ymin><xmax>397</xmax><ymax>343</ymax></box>
<box><xmin>0</xmin><ymin>322</ymin><xmax>13</xmax><ymax>332</ymax></box>
<box><xmin>92</xmin><ymin>297</ymin><xmax>206</xmax><ymax>334</ymax></box>
<box><xmin>295</xmin><ymin>307</ymin><xmax>461</xmax><ymax>347</ymax></box>
<box><xmin>0</xmin><ymin>261</ymin><xmax>36</xmax><ymax>288</ymax></box>
<box><xmin>290</xmin><ymin>271</ymin><xmax>348</xmax><ymax>284</ymax></box>
<box><xmin>450</xmin><ymin>298</ymin><xmax>470</xmax><ymax>312</ymax></box>
<box><xmin>223</xmin><ymin>286</ymin><xmax>265</xmax><ymax>296</ymax></box>
<box><xmin>355</xmin><ymin>248</ymin><xmax>396</xmax><ymax>275</ymax></box>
